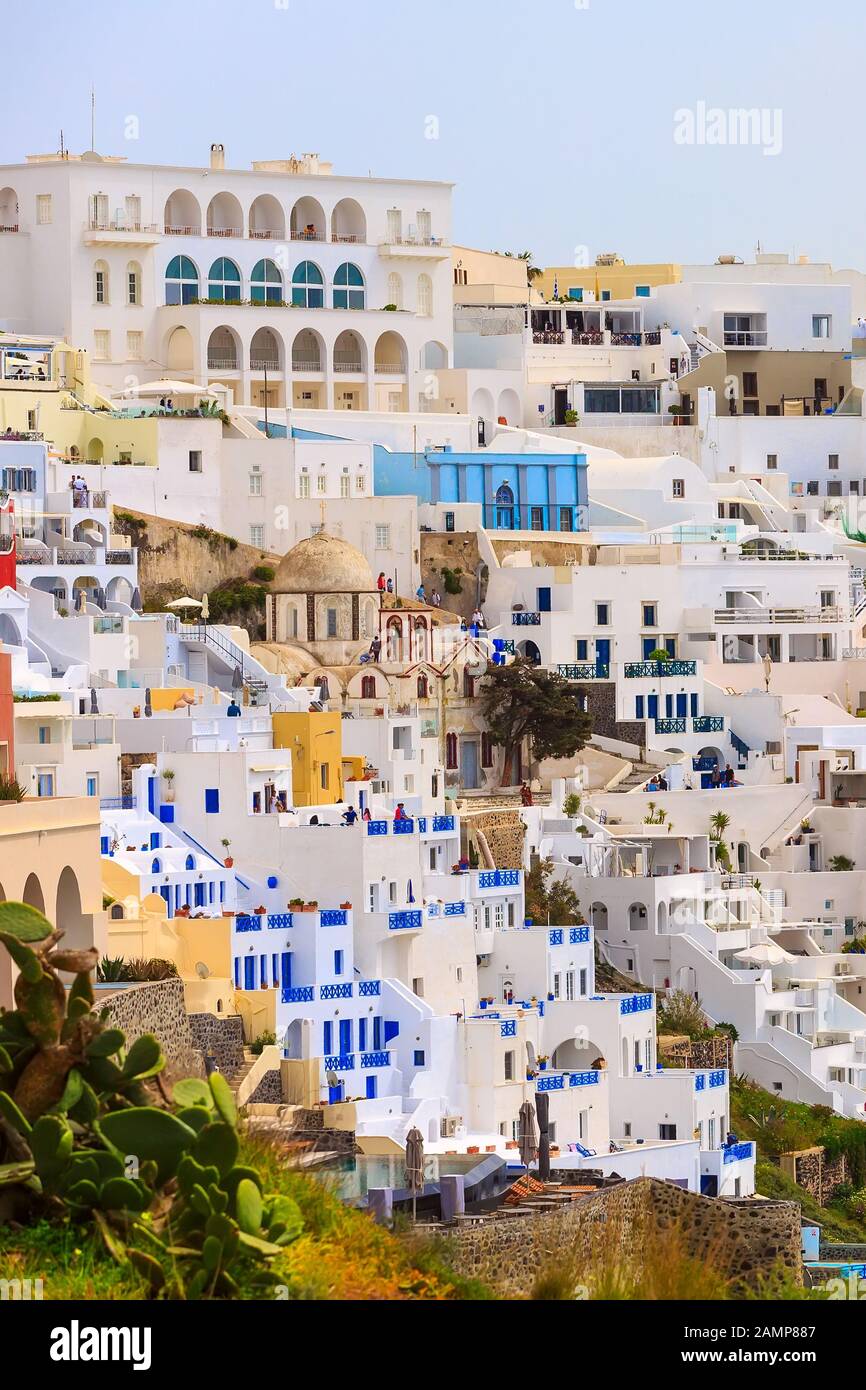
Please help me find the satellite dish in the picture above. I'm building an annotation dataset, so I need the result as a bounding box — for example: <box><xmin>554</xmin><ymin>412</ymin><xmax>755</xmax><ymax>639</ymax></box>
<box><xmin>195</xmin><ymin>961</ymin><xmax>211</xmax><ymax>979</ymax></box>
<box><xmin>325</xmin><ymin>1070</ymin><xmax>339</xmax><ymax>1089</ymax></box>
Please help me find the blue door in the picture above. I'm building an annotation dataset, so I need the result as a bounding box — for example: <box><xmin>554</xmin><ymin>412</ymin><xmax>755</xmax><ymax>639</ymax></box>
<box><xmin>595</xmin><ymin>639</ymin><xmax>610</xmax><ymax>673</ymax></box>
<box><xmin>366</xmin><ymin>1075</ymin><xmax>377</xmax><ymax>1099</ymax></box>
<box><xmin>676</xmin><ymin>693</ymin><xmax>687</xmax><ymax>718</ymax></box>
<box><xmin>328</xmin><ymin>1083</ymin><xmax>344</xmax><ymax>1103</ymax></box>
<box><xmin>243</xmin><ymin>957</ymin><xmax>255</xmax><ymax>991</ymax></box>
<box><xmin>537</xmin><ymin>586</ymin><xmax>551</xmax><ymax>612</ymax></box>
<box><xmin>461</xmin><ymin>739</ymin><xmax>480</xmax><ymax>789</ymax></box>
<box><xmin>690</xmin><ymin>693</ymin><xmax>699</xmax><ymax>716</ymax></box>
<box><xmin>338</xmin><ymin>1019</ymin><xmax>352</xmax><ymax>1056</ymax></box>
<box><xmin>647</xmin><ymin>694</ymin><xmax>658</xmax><ymax>720</ymax></box>
<box><xmin>280</xmin><ymin>953</ymin><xmax>292</xmax><ymax>990</ymax></box>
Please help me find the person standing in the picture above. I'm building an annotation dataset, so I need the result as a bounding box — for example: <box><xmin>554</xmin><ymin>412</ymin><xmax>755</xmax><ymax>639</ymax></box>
<box><xmin>369</xmin><ymin>634</ymin><xmax>382</xmax><ymax>663</ymax></box>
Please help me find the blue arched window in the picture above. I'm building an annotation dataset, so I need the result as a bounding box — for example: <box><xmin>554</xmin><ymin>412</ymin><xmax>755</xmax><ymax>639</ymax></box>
<box><xmin>333</xmin><ymin>262</ymin><xmax>365</xmax><ymax>310</ymax></box>
<box><xmin>495</xmin><ymin>483</ymin><xmax>514</xmax><ymax>530</ymax></box>
<box><xmin>151</xmin><ymin>857</ymin><xmax>162</xmax><ymax>874</ymax></box>
<box><xmin>291</xmin><ymin>261</ymin><xmax>324</xmax><ymax>309</ymax></box>
<box><xmin>207</xmin><ymin>257</ymin><xmax>241</xmax><ymax>302</ymax></box>
<box><xmin>251</xmin><ymin>258</ymin><xmax>283</xmax><ymax>304</ymax></box>
<box><xmin>164</xmin><ymin>255</ymin><xmax>199</xmax><ymax>305</ymax></box>
<box><xmin>185</xmin><ymin>854</ymin><xmax>195</xmax><ymax>870</ymax></box>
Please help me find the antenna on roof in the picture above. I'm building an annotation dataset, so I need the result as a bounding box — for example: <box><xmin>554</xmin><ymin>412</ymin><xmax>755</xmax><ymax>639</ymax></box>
<box><xmin>90</xmin><ymin>84</ymin><xmax>95</xmax><ymax>152</ymax></box>
<box><xmin>59</xmin><ymin>129</ymin><xmax>65</xmax><ymax>158</ymax></box>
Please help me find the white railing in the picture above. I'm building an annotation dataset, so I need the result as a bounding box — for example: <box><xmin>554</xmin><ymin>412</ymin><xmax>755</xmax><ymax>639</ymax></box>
<box><xmin>714</xmin><ymin>605</ymin><xmax>848</xmax><ymax>624</ymax></box>
<box><xmin>291</xmin><ymin>359</ymin><xmax>323</xmax><ymax>372</ymax></box>
<box><xmin>206</xmin><ymin>358</ymin><xmax>240</xmax><ymax>371</ymax></box>
<box><xmin>206</xmin><ymin>227</ymin><xmax>243</xmax><ymax>238</ymax></box>
<box><xmin>164</xmin><ymin>224</ymin><xmax>201</xmax><ymax>236</ymax></box>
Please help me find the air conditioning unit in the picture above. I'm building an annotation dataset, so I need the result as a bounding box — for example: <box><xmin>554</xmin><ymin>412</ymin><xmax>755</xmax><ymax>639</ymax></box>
<box><xmin>440</xmin><ymin>1115</ymin><xmax>462</xmax><ymax>1138</ymax></box>
<box><xmin>836</xmin><ymin>962</ymin><xmax>853</xmax><ymax>976</ymax></box>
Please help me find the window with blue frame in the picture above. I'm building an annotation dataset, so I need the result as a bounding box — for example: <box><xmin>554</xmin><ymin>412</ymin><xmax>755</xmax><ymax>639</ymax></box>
<box><xmin>165</xmin><ymin>255</ymin><xmax>199</xmax><ymax>305</ymax></box>
<box><xmin>250</xmin><ymin>258</ymin><xmax>283</xmax><ymax>303</ymax></box>
<box><xmin>642</xmin><ymin>637</ymin><xmax>657</xmax><ymax>659</ymax></box>
<box><xmin>323</xmin><ymin>1020</ymin><xmax>332</xmax><ymax>1054</ymax></box>
<box><xmin>413</xmin><ymin>1050</ymin><xmax>425</xmax><ymax>1066</ymax></box>
<box><xmin>358</xmin><ymin>1018</ymin><xmax>367</xmax><ymax>1051</ymax></box>
<box><xmin>576</xmin><ymin>640</ymin><xmax>588</xmax><ymax>661</ymax></box>
<box><xmin>635</xmin><ymin>285</ymin><xmax>650</xmax><ymax>297</ymax></box>
<box><xmin>690</xmin><ymin>693</ymin><xmax>699</xmax><ymax>716</ymax></box>
<box><xmin>596</xmin><ymin>602</ymin><xmax>610</xmax><ymax>626</ymax></box>
<box><xmin>635</xmin><ymin>695</ymin><xmax>645</xmax><ymax>719</ymax></box>
<box><xmin>86</xmin><ymin>776</ymin><xmax>97</xmax><ymax>798</ymax></box>
<box><xmin>568</xmin><ymin>287</ymin><xmax>584</xmax><ymax>302</ymax></box>
<box><xmin>207</xmin><ymin>257</ymin><xmax>241</xmax><ymax>301</ymax></box>
<box><xmin>334</xmin><ymin>949</ymin><xmax>344</xmax><ymax>976</ymax></box>
<box><xmin>205</xmin><ymin>788</ymin><xmax>220</xmax><ymax>814</ymax></box>
<box><xmin>292</xmin><ymin>260</ymin><xmax>324</xmax><ymax>308</ymax></box>
<box><xmin>372</xmin><ymin>1016</ymin><xmax>382</xmax><ymax>1049</ymax></box>
<box><xmin>643</xmin><ymin>603</ymin><xmax>657</xmax><ymax>627</ymax></box>
<box><xmin>333</xmin><ymin>262</ymin><xmax>365</xmax><ymax>309</ymax></box>
<box><xmin>601</xmin><ymin>290</ymin><xmax>611</xmax><ymax>301</ymax></box>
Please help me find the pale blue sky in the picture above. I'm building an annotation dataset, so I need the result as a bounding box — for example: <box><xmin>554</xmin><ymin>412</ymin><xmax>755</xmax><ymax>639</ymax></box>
<box><xmin>2</xmin><ymin>0</ymin><xmax>863</xmax><ymax>268</ymax></box>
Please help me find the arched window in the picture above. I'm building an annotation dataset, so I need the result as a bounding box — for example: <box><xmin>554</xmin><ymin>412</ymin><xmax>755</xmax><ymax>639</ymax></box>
<box><xmin>109</xmin><ymin>902</ymin><xmax>125</xmax><ymax>920</ymax></box>
<box><xmin>333</xmin><ymin>262</ymin><xmax>365</xmax><ymax>310</ymax></box>
<box><xmin>291</xmin><ymin>261</ymin><xmax>324</xmax><ymax>308</ymax></box>
<box><xmin>361</xmin><ymin>674</ymin><xmax>376</xmax><ymax>699</ymax></box>
<box><xmin>387</xmin><ymin>272</ymin><xmax>403</xmax><ymax>310</ymax></box>
<box><xmin>207</xmin><ymin>257</ymin><xmax>241</xmax><ymax>302</ymax></box>
<box><xmin>413</xmin><ymin>617</ymin><xmax>429</xmax><ymax>662</ymax></box>
<box><xmin>126</xmin><ymin>261</ymin><xmax>141</xmax><ymax>305</ymax></box>
<box><xmin>251</xmin><ymin>258</ymin><xmax>283</xmax><ymax>304</ymax></box>
<box><xmin>386</xmin><ymin>617</ymin><xmax>403</xmax><ymax>662</ymax></box>
<box><xmin>463</xmin><ymin>668</ymin><xmax>475</xmax><ymax>699</ymax></box>
<box><xmin>165</xmin><ymin>255</ymin><xmax>199</xmax><ymax>305</ymax></box>
<box><xmin>94</xmin><ymin>260</ymin><xmax>109</xmax><ymax>305</ymax></box>
<box><xmin>495</xmin><ymin>482</ymin><xmax>514</xmax><ymax>529</ymax></box>
<box><xmin>481</xmin><ymin>732</ymin><xmax>494</xmax><ymax>768</ymax></box>
<box><xmin>185</xmin><ymin>854</ymin><xmax>195</xmax><ymax>870</ymax></box>
<box><xmin>446</xmin><ymin>732</ymin><xmax>458</xmax><ymax>770</ymax></box>
<box><xmin>151</xmin><ymin>857</ymin><xmax>162</xmax><ymax>874</ymax></box>
<box><xmin>417</xmin><ymin>273</ymin><xmax>433</xmax><ymax>317</ymax></box>
<box><xmin>417</xmin><ymin>674</ymin><xmax>429</xmax><ymax>698</ymax></box>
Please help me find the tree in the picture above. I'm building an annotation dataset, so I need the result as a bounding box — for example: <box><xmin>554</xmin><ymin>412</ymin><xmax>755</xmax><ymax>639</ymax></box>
<box><xmin>480</xmin><ymin>659</ymin><xmax>592</xmax><ymax>786</ymax></box>
<box><xmin>524</xmin><ymin>857</ymin><xmax>584</xmax><ymax>926</ymax></box>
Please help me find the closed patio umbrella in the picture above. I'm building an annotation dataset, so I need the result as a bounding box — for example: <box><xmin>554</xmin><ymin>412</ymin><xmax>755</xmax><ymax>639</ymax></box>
<box><xmin>518</xmin><ymin>1099</ymin><xmax>538</xmax><ymax>1172</ymax></box>
<box><xmin>89</xmin><ymin>687</ymin><xmax>98</xmax><ymax>715</ymax></box>
<box><xmin>201</xmin><ymin>593</ymin><xmax>210</xmax><ymax>623</ymax></box>
<box><xmin>131</xmin><ymin>586</ymin><xmax>142</xmax><ymax>613</ymax></box>
<box><xmin>404</xmin><ymin>1126</ymin><xmax>424</xmax><ymax>1223</ymax></box>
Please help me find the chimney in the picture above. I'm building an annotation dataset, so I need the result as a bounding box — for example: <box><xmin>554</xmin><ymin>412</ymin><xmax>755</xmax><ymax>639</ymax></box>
<box><xmin>210</xmin><ymin>143</ymin><xmax>225</xmax><ymax>171</ymax></box>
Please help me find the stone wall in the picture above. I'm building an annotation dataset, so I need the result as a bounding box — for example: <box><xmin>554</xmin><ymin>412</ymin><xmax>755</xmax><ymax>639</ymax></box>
<box><xmin>246</xmin><ymin>1070</ymin><xmax>283</xmax><ymax>1105</ymax></box>
<box><xmin>96</xmin><ymin>979</ymin><xmax>204</xmax><ymax>1080</ymax></box>
<box><xmin>584</xmin><ymin>681</ymin><xmax>646</xmax><ymax>749</ymax></box>
<box><xmin>660</xmin><ymin>1034</ymin><xmax>734</xmax><ymax>1072</ymax></box>
<box><xmin>780</xmin><ymin>1147</ymin><xmax>847</xmax><ymax>1205</ymax></box>
<box><xmin>114</xmin><ymin>508</ymin><xmax>276</xmax><ymax>601</ymax></box>
<box><xmin>419</xmin><ymin>531</ymin><xmax>482</xmax><ymax>621</ymax></box>
<box><xmin>464</xmin><ymin>809</ymin><xmax>526</xmax><ymax>869</ymax></box>
<box><xmin>443</xmin><ymin>1178</ymin><xmax>801</xmax><ymax>1297</ymax></box>
<box><xmin>188</xmin><ymin>1013</ymin><xmax>245</xmax><ymax>1078</ymax></box>
<box><xmin>288</xmin><ymin>1108</ymin><xmax>358</xmax><ymax>1154</ymax></box>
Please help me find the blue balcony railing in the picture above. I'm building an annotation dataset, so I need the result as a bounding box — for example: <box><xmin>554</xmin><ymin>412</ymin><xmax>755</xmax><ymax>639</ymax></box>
<box><xmin>477</xmin><ymin>868</ymin><xmax>521</xmax><ymax>889</ymax></box>
<box><xmin>267</xmin><ymin>912</ymin><xmax>294</xmax><ymax>930</ymax></box>
<box><xmin>358</xmin><ymin>979</ymin><xmax>381</xmax><ymax>997</ymax></box>
<box><xmin>549</xmin><ymin>929</ymin><xmax>564</xmax><ymax>946</ymax></box>
<box><xmin>282</xmin><ymin>985</ymin><xmax>314</xmax><ymax>1004</ymax></box>
<box><xmin>100</xmin><ymin>795</ymin><xmax>135</xmax><ymax>810</ymax></box>
<box><xmin>624</xmin><ymin>660</ymin><xmax>697</xmax><ymax>678</ymax></box>
<box><xmin>324</xmin><ymin>1054</ymin><xmax>355</xmax><ymax>1072</ymax></box>
<box><xmin>320</xmin><ymin>983</ymin><xmax>352</xmax><ymax>1000</ymax></box>
<box><xmin>655</xmin><ymin>717</ymin><xmax>686</xmax><ymax>734</ymax></box>
<box><xmin>393</xmin><ymin>818</ymin><xmax>415</xmax><ymax>834</ymax></box>
<box><xmin>360</xmin><ymin>1051</ymin><xmax>390</xmax><ymax>1069</ymax></box>
<box><xmin>235</xmin><ymin>914</ymin><xmax>262</xmax><ymax>932</ymax></box>
<box><xmin>512</xmin><ymin>611</ymin><xmax>542</xmax><ymax>626</ymax></box>
<box><xmin>366</xmin><ymin>820</ymin><xmax>388</xmax><ymax>836</ymax></box>
<box><xmin>709</xmin><ymin>1069</ymin><xmax>727</xmax><ymax>1088</ymax></box>
<box><xmin>570</xmin><ymin>926</ymin><xmax>590</xmax><ymax>944</ymax></box>
<box><xmin>443</xmin><ymin>900</ymin><xmax>466</xmax><ymax>916</ymax></box>
<box><xmin>723</xmin><ymin>1141</ymin><xmax>754</xmax><ymax>1164</ymax></box>
<box><xmin>389</xmin><ymin>910</ymin><xmax>423</xmax><ymax>931</ymax></box>
<box><xmin>692</xmin><ymin>715</ymin><xmax>724</xmax><ymax>733</ymax></box>
<box><xmin>320</xmin><ymin>909</ymin><xmax>348</xmax><ymax>927</ymax></box>
<box><xmin>620</xmin><ymin>993</ymin><xmax>653</xmax><ymax>1015</ymax></box>
<box><xmin>536</xmin><ymin>1073</ymin><xmax>565</xmax><ymax>1091</ymax></box>
<box><xmin>558</xmin><ymin>662</ymin><xmax>610</xmax><ymax>681</ymax></box>
<box><xmin>569</xmin><ymin>1071</ymin><xmax>600</xmax><ymax>1087</ymax></box>
<box><xmin>500</xmin><ymin>1020</ymin><xmax>516</xmax><ymax>1038</ymax></box>
<box><xmin>432</xmin><ymin>815</ymin><xmax>455</xmax><ymax>832</ymax></box>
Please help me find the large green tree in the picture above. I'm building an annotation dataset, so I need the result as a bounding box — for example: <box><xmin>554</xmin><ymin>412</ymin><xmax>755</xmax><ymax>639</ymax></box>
<box><xmin>480</xmin><ymin>659</ymin><xmax>592</xmax><ymax>786</ymax></box>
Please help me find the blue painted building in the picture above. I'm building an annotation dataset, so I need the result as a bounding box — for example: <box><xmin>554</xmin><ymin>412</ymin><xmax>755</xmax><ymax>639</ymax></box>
<box><xmin>374</xmin><ymin>444</ymin><xmax>589</xmax><ymax>533</ymax></box>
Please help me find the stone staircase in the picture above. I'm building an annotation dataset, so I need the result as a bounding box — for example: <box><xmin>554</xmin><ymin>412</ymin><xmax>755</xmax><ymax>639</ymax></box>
<box><xmin>227</xmin><ymin>1047</ymin><xmax>257</xmax><ymax>1098</ymax></box>
<box><xmin>610</xmin><ymin>760</ymin><xmax>658</xmax><ymax>793</ymax></box>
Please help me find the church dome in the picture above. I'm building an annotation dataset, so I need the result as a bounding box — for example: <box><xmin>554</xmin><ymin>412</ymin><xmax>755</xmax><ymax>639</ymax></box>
<box><xmin>272</xmin><ymin>531</ymin><xmax>376</xmax><ymax>593</ymax></box>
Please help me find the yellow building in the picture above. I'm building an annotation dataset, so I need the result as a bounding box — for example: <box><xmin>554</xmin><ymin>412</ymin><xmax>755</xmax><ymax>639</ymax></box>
<box><xmin>271</xmin><ymin>709</ymin><xmax>344</xmax><ymax>805</ymax></box>
<box><xmin>537</xmin><ymin>258</ymin><xmax>681</xmax><ymax>304</ymax></box>
<box><xmin>451</xmin><ymin>245</ymin><xmax>535</xmax><ymax>305</ymax></box>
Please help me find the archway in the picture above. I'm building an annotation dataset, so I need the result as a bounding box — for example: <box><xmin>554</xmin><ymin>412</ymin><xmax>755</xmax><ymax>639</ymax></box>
<box><xmin>331</xmin><ymin>198</ymin><xmax>366</xmax><ymax>243</ymax></box>
<box><xmin>292</xmin><ymin>328</ymin><xmax>324</xmax><ymax>372</ymax></box>
<box><xmin>250</xmin><ymin>327</ymin><xmax>281</xmax><ymax>372</ymax></box>
<box><xmin>420</xmin><ymin>340</ymin><xmax>448</xmax><ymax>370</ymax></box>
<box><xmin>166</xmin><ymin>325</ymin><xmax>194</xmax><ymax>371</ymax></box>
<box><xmin>497</xmin><ymin>388</ymin><xmax>521</xmax><ymax>426</ymax></box>
<box><xmin>290</xmin><ymin>197</ymin><xmax>325</xmax><ymax>242</ymax></box>
<box><xmin>29</xmin><ymin>575</ymin><xmax>68</xmax><ymax>605</ymax></box>
<box><xmin>628</xmin><ymin>902</ymin><xmax>648</xmax><ymax>931</ymax></box>
<box><xmin>0</xmin><ymin>186</ymin><xmax>18</xmax><ymax>230</ymax></box>
<box><xmin>23</xmin><ymin>873</ymin><xmax>45</xmax><ymax>914</ymax></box>
<box><xmin>207</xmin><ymin>326</ymin><xmax>240</xmax><ymax>372</ymax></box>
<box><xmin>87</xmin><ymin>437</ymin><xmax>104</xmax><ymax>463</ymax></box>
<box><xmin>107</xmin><ymin>574</ymin><xmax>135</xmax><ymax>606</ymax></box>
<box><xmin>248</xmin><ymin>193</ymin><xmax>285</xmax><ymax>240</ymax></box>
<box><xmin>56</xmin><ymin>866</ymin><xmax>89</xmax><ymax>952</ymax></box>
<box><xmin>206</xmin><ymin>192</ymin><xmax>243</xmax><ymax>237</ymax></box>
<box><xmin>470</xmin><ymin>387</ymin><xmax>495</xmax><ymax>445</ymax></box>
<box><xmin>517</xmin><ymin>639</ymin><xmax>541</xmax><ymax>664</ymax></box>
<box><xmin>0</xmin><ymin>613</ymin><xmax>21</xmax><ymax>645</ymax></box>
<box><xmin>72</xmin><ymin>576</ymin><xmax>103</xmax><ymax>610</ymax></box>
<box><xmin>333</xmin><ymin>330</ymin><xmax>365</xmax><ymax>374</ymax></box>
<box><xmin>386</xmin><ymin>616</ymin><xmax>404</xmax><ymax>662</ymax></box>
<box><xmin>163</xmin><ymin>189</ymin><xmax>201</xmax><ymax>235</ymax></box>
<box><xmin>551</xmin><ymin>1033</ymin><xmax>606</xmax><ymax>1072</ymax></box>
<box><xmin>590</xmin><ymin>902</ymin><xmax>608</xmax><ymax>934</ymax></box>
<box><xmin>374</xmin><ymin>331</ymin><xmax>407</xmax><ymax>373</ymax></box>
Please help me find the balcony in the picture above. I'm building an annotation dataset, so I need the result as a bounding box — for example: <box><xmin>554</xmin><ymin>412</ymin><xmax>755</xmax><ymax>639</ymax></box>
<box><xmin>164</xmin><ymin>224</ymin><xmax>201</xmax><ymax>237</ymax></box>
<box><xmin>692</xmin><ymin>715</ymin><xmax>725</xmax><ymax>733</ymax></box>
<box><xmin>333</xmin><ymin>360</ymin><xmax>363</xmax><ymax>374</ymax></box>
<box><xmin>624</xmin><ymin>660</ymin><xmax>697</xmax><ymax>678</ymax></box>
<box><xmin>714</xmin><ymin>605</ymin><xmax>847</xmax><ymax>625</ymax></box>
<box><xmin>558</xmin><ymin>663</ymin><xmax>610</xmax><ymax>681</ymax></box>
<box><xmin>378</xmin><ymin>237</ymin><xmax>450</xmax><ymax>261</ymax></box>
<box><xmin>723</xmin><ymin>331</ymin><xmax>768</xmax><ymax>347</ymax></box>
<box><xmin>472</xmin><ymin>868</ymin><xmax>522</xmax><ymax>894</ymax></box>
<box><xmin>512</xmin><ymin>611</ymin><xmax>542</xmax><ymax>626</ymax></box>
<box><xmin>207</xmin><ymin>357</ymin><xmax>240</xmax><ymax>372</ymax></box>
<box><xmin>84</xmin><ymin>220</ymin><xmax>160</xmax><ymax>246</ymax></box>
<box><xmin>388</xmin><ymin>909</ymin><xmax>423</xmax><ymax>931</ymax></box>
<box><xmin>655</xmin><ymin>717</ymin><xmax>686</xmax><ymax>734</ymax></box>
<box><xmin>207</xmin><ymin>226</ymin><xmax>244</xmax><ymax>239</ymax></box>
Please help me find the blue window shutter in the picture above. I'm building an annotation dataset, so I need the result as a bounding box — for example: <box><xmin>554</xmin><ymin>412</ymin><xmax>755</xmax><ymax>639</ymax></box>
<box><xmin>243</xmin><ymin>957</ymin><xmax>255</xmax><ymax>990</ymax></box>
<box><xmin>635</xmin><ymin>695</ymin><xmax>644</xmax><ymax>719</ymax></box>
<box><xmin>159</xmin><ymin>804</ymin><xmax>175</xmax><ymax>823</ymax></box>
<box><xmin>281</xmin><ymin>953</ymin><xmax>291</xmax><ymax>989</ymax></box>
<box><xmin>384</xmin><ymin>1020</ymin><xmax>399</xmax><ymax>1044</ymax></box>
<box><xmin>205</xmin><ymin>788</ymin><xmax>220</xmax><ymax>814</ymax></box>
<box><xmin>323</xmin><ymin>1020</ymin><xmax>332</xmax><ymax>1054</ymax></box>
<box><xmin>358</xmin><ymin>1018</ymin><xmax>367</xmax><ymax>1051</ymax></box>
<box><xmin>366</xmin><ymin>1075</ymin><xmax>377</xmax><ymax>1099</ymax></box>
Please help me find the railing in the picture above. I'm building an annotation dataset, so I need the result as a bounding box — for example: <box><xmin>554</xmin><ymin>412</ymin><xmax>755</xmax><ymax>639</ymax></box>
<box><xmin>714</xmin><ymin>605</ymin><xmax>847</xmax><ymax>624</ymax></box>
<box><xmin>624</xmin><ymin>660</ymin><xmax>697</xmax><ymax>678</ymax></box>
<box><xmin>323</xmin><ymin>1054</ymin><xmax>355</xmax><ymax>1071</ymax></box>
<box><xmin>389</xmin><ymin>910</ymin><xmax>423</xmax><ymax>931</ymax></box>
<box><xmin>164</xmin><ymin>224</ymin><xmax>201</xmax><ymax>236</ymax></box>
<box><xmin>250</xmin><ymin>357</ymin><xmax>280</xmax><ymax>371</ymax></box>
<box><xmin>723</xmin><ymin>1141</ymin><xmax>754</xmax><ymax>1164</ymax></box>
<box><xmin>432</xmin><ymin>814</ymin><xmax>455</xmax><ymax>832</ymax></box>
<box><xmin>620</xmin><ymin>993</ymin><xmax>653</xmax><ymax>1015</ymax></box>
<box><xmin>729</xmin><ymin>731</ymin><xmax>750</xmax><ymax>758</ymax></box>
<box><xmin>655</xmin><ymin>717</ymin><xmax>686</xmax><ymax>734</ymax></box>
<box><xmin>235</xmin><ymin>915</ymin><xmax>262</xmax><ymax>933</ymax></box>
<box><xmin>610</xmin><ymin>332</ymin><xmax>642</xmax><ymax>347</ymax></box>
<box><xmin>105</xmin><ymin>550</ymin><xmax>134</xmax><ymax>564</ymax></box>
<box><xmin>282</xmin><ymin>985</ymin><xmax>314</xmax><ymax>1003</ymax></box>
<box><xmin>358</xmin><ymin>980</ymin><xmax>381</xmax><ymax>997</ymax></box>
<box><xmin>100</xmin><ymin>795</ymin><xmax>134</xmax><ymax>810</ymax></box>
<box><xmin>87</xmin><ymin>219</ymin><xmax>159</xmax><ymax>234</ymax></box>
<box><xmin>549</xmin><ymin>929</ymin><xmax>563</xmax><ymax>946</ymax></box>
<box><xmin>291</xmin><ymin>229</ymin><xmax>325</xmax><ymax>241</ymax></box>
<box><xmin>333</xmin><ymin>361</ymin><xmax>363</xmax><ymax>372</ymax></box>
<box><xmin>0</xmin><ymin>224</ymin><xmax>19</xmax><ymax>233</ymax></box>
<box><xmin>207</xmin><ymin>357</ymin><xmax>240</xmax><ymax>371</ymax></box>
<box><xmin>320</xmin><ymin>983</ymin><xmax>352</xmax><ymax>1000</ymax></box>
<box><xmin>360</xmin><ymin>1051</ymin><xmax>390</xmax><ymax>1068</ymax></box>
<box><xmin>571</xmin><ymin>331</ymin><xmax>603</xmax><ymax>346</ymax></box>
<box><xmin>374</xmin><ymin>362</ymin><xmax>405</xmax><ymax>374</ymax></box>
<box><xmin>292</xmin><ymin>359</ymin><xmax>323</xmax><ymax>372</ymax></box>
<box><xmin>319</xmin><ymin>909</ymin><xmax>348</xmax><ymax>926</ymax></box>
<box><xmin>533</xmin><ymin>331</ymin><xmax>565</xmax><ymax>345</ymax></box>
<box><xmin>692</xmin><ymin>716</ymin><xmax>724</xmax><ymax>733</ymax></box>
<box><xmin>570</xmin><ymin>926</ymin><xmax>590</xmax><ymax>943</ymax></box>
<box><xmin>56</xmin><ymin>548</ymin><xmax>94</xmax><ymax>564</ymax></box>
<box><xmin>249</xmin><ymin>228</ymin><xmax>283</xmax><ymax>240</ymax></box>
<box><xmin>207</xmin><ymin>226</ymin><xmax>243</xmax><ymax>238</ymax></box>
<box><xmin>512</xmin><ymin>611</ymin><xmax>541</xmax><ymax>626</ymax></box>
<box><xmin>694</xmin><ymin>1069</ymin><xmax>728</xmax><ymax>1091</ymax></box>
<box><xmin>723</xmin><ymin>331</ymin><xmax>768</xmax><ymax>347</ymax></box>
<box><xmin>477</xmin><ymin>869</ymin><xmax>521</xmax><ymax>889</ymax></box>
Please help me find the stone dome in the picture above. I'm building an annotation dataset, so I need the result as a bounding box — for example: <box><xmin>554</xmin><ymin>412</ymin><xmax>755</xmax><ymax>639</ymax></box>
<box><xmin>272</xmin><ymin>531</ymin><xmax>376</xmax><ymax>594</ymax></box>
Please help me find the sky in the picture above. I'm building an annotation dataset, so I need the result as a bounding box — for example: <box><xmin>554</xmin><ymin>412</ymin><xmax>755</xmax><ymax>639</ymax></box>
<box><xmin>1</xmin><ymin>0</ymin><xmax>863</xmax><ymax>270</ymax></box>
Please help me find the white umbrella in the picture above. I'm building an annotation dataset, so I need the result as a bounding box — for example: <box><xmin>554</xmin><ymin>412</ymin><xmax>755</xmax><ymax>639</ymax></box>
<box><xmin>734</xmin><ymin>941</ymin><xmax>795</xmax><ymax>967</ymax></box>
<box><xmin>201</xmin><ymin>593</ymin><xmax>210</xmax><ymax>622</ymax></box>
<box><xmin>167</xmin><ymin>596</ymin><xmax>203</xmax><ymax>610</ymax></box>
<box><xmin>133</xmin><ymin>380</ymin><xmax>216</xmax><ymax>397</ymax></box>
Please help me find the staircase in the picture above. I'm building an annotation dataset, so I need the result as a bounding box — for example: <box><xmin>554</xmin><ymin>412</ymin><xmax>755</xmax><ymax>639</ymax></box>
<box><xmin>612</xmin><ymin>760</ymin><xmax>658</xmax><ymax>793</ymax></box>
<box><xmin>227</xmin><ymin>1047</ymin><xmax>257</xmax><ymax>1098</ymax></box>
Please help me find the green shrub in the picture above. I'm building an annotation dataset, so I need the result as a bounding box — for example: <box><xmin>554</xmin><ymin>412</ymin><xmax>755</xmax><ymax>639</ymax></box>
<box><xmin>252</xmin><ymin>565</ymin><xmax>275</xmax><ymax>583</ymax></box>
<box><xmin>657</xmin><ymin>988</ymin><xmax>708</xmax><ymax>1040</ymax></box>
<box><xmin>829</xmin><ymin>854</ymin><xmax>855</xmax><ymax>872</ymax></box>
<box><xmin>0</xmin><ymin>773</ymin><xmax>27</xmax><ymax>802</ymax></box>
<box><xmin>250</xmin><ymin>1030</ymin><xmax>277</xmax><ymax>1057</ymax></box>
<box><xmin>441</xmin><ymin>567</ymin><xmax>462</xmax><ymax>595</ymax></box>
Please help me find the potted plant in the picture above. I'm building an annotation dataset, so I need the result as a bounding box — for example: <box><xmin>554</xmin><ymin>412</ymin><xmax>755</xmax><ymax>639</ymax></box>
<box><xmin>162</xmin><ymin>768</ymin><xmax>176</xmax><ymax>803</ymax></box>
<box><xmin>221</xmin><ymin>837</ymin><xmax>233</xmax><ymax>868</ymax></box>
<box><xmin>480</xmin><ymin>998</ymin><xmax>488</xmax><ymax>1010</ymax></box>
<box><xmin>340</xmin><ymin>900</ymin><xmax>352</xmax><ymax>910</ymax></box>
<box><xmin>538</xmin><ymin>1055</ymin><xmax>549</xmax><ymax>1071</ymax></box>
<box><xmin>547</xmin><ymin>991</ymin><xmax>554</xmax><ymax>1001</ymax></box>
<box><xmin>289</xmin><ymin>897</ymin><xmax>304</xmax><ymax>908</ymax></box>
